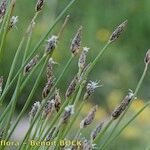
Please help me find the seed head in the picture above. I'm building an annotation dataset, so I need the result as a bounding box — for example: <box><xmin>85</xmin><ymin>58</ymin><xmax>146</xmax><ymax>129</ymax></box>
<box><xmin>54</xmin><ymin>89</ymin><xmax>61</xmax><ymax>112</ymax></box>
<box><xmin>8</xmin><ymin>16</ymin><xmax>18</xmax><ymax>30</ymax></box>
<box><xmin>144</xmin><ymin>49</ymin><xmax>150</xmax><ymax>64</ymax></box>
<box><xmin>65</xmin><ymin>75</ymin><xmax>79</xmax><ymax>98</ymax></box>
<box><xmin>42</xmin><ymin>99</ymin><xmax>55</xmax><ymax>118</ymax></box>
<box><xmin>70</xmin><ymin>26</ymin><xmax>82</xmax><ymax>56</ymax></box>
<box><xmin>112</xmin><ymin>89</ymin><xmax>134</xmax><ymax>119</ymax></box>
<box><xmin>47</xmin><ymin>58</ymin><xmax>57</xmax><ymax>79</ymax></box>
<box><xmin>24</xmin><ymin>55</ymin><xmax>39</xmax><ymax>75</ymax></box>
<box><xmin>36</xmin><ymin>0</ymin><xmax>44</xmax><ymax>12</ymax></box>
<box><xmin>61</xmin><ymin>105</ymin><xmax>74</xmax><ymax>124</ymax></box>
<box><xmin>0</xmin><ymin>76</ymin><xmax>3</xmax><ymax>95</ymax></box>
<box><xmin>29</xmin><ymin>101</ymin><xmax>40</xmax><ymax>123</ymax></box>
<box><xmin>0</xmin><ymin>0</ymin><xmax>7</xmax><ymax>22</ymax></box>
<box><xmin>78</xmin><ymin>47</ymin><xmax>89</xmax><ymax>72</ymax></box>
<box><xmin>42</xmin><ymin>77</ymin><xmax>55</xmax><ymax>99</ymax></box>
<box><xmin>84</xmin><ymin>81</ymin><xmax>101</xmax><ymax>100</ymax></box>
<box><xmin>80</xmin><ymin>105</ymin><xmax>97</xmax><ymax>128</ymax></box>
<box><xmin>45</xmin><ymin>35</ymin><xmax>58</xmax><ymax>56</ymax></box>
<box><xmin>91</xmin><ymin>121</ymin><xmax>104</xmax><ymax>141</ymax></box>
<box><xmin>109</xmin><ymin>20</ymin><xmax>128</xmax><ymax>43</ymax></box>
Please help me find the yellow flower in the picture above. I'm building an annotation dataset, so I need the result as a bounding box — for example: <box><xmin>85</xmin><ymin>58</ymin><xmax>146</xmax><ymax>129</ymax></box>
<box><xmin>96</xmin><ymin>28</ymin><xmax>111</xmax><ymax>42</ymax></box>
<box><xmin>122</xmin><ymin>126</ymin><xmax>140</xmax><ymax>139</ymax></box>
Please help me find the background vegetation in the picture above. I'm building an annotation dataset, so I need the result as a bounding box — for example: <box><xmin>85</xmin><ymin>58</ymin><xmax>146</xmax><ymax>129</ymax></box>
<box><xmin>0</xmin><ymin>0</ymin><xmax>150</xmax><ymax>149</ymax></box>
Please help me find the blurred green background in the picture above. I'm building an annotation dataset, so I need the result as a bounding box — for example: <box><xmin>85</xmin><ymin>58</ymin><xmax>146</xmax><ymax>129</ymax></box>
<box><xmin>0</xmin><ymin>0</ymin><xmax>150</xmax><ymax>149</ymax></box>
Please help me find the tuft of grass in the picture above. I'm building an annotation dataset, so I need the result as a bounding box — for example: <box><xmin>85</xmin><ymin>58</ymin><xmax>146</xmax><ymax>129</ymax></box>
<box><xmin>0</xmin><ymin>0</ymin><xmax>150</xmax><ymax>150</ymax></box>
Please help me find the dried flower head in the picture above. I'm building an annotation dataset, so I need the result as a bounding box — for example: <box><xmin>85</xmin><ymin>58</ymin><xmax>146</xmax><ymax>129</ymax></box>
<box><xmin>36</xmin><ymin>0</ymin><xmax>44</xmax><ymax>12</ymax></box>
<box><xmin>144</xmin><ymin>49</ymin><xmax>150</xmax><ymax>64</ymax></box>
<box><xmin>45</xmin><ymin>35</ymin><xmax>58</xmax><ymax>56</ymax></box>
<box><xmin>8</xmin><ymin>16</ymin><xmax>18</xmax><ymax>30</ymax></box>
<box><xmin>109</xmin><ymin>20</ymin><xmax>128</xmax><ymax>43</ymax></box>
<box><xmin>42</xmin><ymin>99</ymin><xmax>55</xmax><ymax>118</ymax></box>
<box><xmin>54</xmin><ymin>89</ymin><xmax>61</xmax><ymax>112</ymax></box>
<box><xmin>47</xmin><ymin>58</ymin><xmax>57</xmax><ymax>79</ymax></box>
<box><xmin>70</xmin><ymin>26</ymin><xmax>82</xmax><ymax>55</ymax></box>
<box><xmin>80</xmin><ymin>105</ymin><xmax>97</xmax><ymax>128</ymax></box>
<box><xmin>0</xmin><ymin>76</ymin><xmax>3</xmax><ymax>95</ymax></box>
<box><xmin>112</xmin><ymin>89</ymin><xmax>134</xmax><ymax>119</ymax></box>
<box><xmin>0</xmin><ymin>0</ymin><xmax>6</xmax><ymax>22</ymax></box>
<box><xmin>91</xmin><ymin>121</ymin><xmax>104</xmax><ymax>141</ymax></box>
<box><xmin>83</xmin><ymin>81</ymin><xmax>101</xmax><ymax>100</ymax></box>
<box><xmin>65</xmin><ymin>75</ymin><xmax>79</xmax><ymax>98</ymax></box>
<box><xmin>42</xmin><ymin>77</ymin><xmax>55</xmax><ymax>99</ymax></box>
<box><xmin>29</xmin><ymin>101</ymin><xmax>40</xmax><ymax>122</ymax></box>
<box><xmin>78</xmin><ymin>47</ymin><xmax>89</xmax><ymax>72</ymax></box>
<box><xmin>61</xmin><ymin>105</ymin><xmax>74</xmax><ymax>124</ymax></box>
<box><xmin>24</xmin><ymin>55</ymin><xmax>39</xmax><ymax>75</ymax></box>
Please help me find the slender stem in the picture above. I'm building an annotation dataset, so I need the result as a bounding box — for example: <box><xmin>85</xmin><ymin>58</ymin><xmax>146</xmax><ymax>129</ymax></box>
<box><xmin>102</xmin><ymin>101</ymin><xmax>150</xmax><ymax>150</ymax></box>
<box><xmin>6</xmin><ymin>56</ymin><xmax>48</xmax><ymax>140</ymax></box>
<box><xmin>0</xmin><ymin>0</ymin><xmax>76</xmax><ymax>106</ymax></box>
<box><xmin>100</xmin><ymin>63</ymin><xmax>148</xmax><ymax>149</ymax></box>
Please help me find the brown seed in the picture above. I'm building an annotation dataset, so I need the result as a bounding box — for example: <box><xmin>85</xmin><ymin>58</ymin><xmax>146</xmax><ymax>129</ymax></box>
<box><xmin>109</xmin><ymin>20</ymin><xmax>128</xmax><ymax>43</ymax></box>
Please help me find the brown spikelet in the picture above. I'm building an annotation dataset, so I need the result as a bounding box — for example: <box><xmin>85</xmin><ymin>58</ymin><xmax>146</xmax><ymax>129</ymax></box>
<box><xmin>46</xmin><ymin>58</ymin><xmax>57</xmax><ymax>80</ymax></box>
<box><xmin>109</xmin><ymin>20</ymin><xmax>128</xmax><ymax>43</ymax></box>
<box><xmin>61</xmin><ymin>105</ymin><xmax>74</xmax><ymax>124</ymax></box>
<box><xmin>24</xmin><ymin>55</ymin><xmax>39</xmax><ymax>75</ymax></box>
<box><xmin>70</xmin><ymin>26</ymin><xmax>82</xmax><ymax>55</ymax></box>
<box><xmin>45</xmin><ymin>35</ymin><xmax>58</xmax><ymax>56</ymax></box>
<box><xmin>144</xmin><ymin>49</ymin><xmax>150</xmax><ymax>64</ymax></box>
<box><xmin>36</xmin><ymin>0</ymin><xmax>44</xmax><ymax>12</ymax></box>
<box><xmin>78</xmin><ymin>47</ymin><xmax>89</xmax><ymax>72</ymax></box>
<box><xmin>0</xmin><ymin>0</ymin><xmax>7</xmax><ymax>22</ymax></box>
<box><xmin>54</xmin><ymin>89</ymin><xmax>61</xmax><ymax>112</ymax></box>
<box><xmin>112</xmin><ymin>89</ymin><xmax>134</xmax><ymax>119</ymax></box>
<box><xmin>42</xmin><ymin>77</ymin><xmax>55</xmax><ymax>99</ymax></box>
<box><xmin>42</xmin><ymin>99</ymin><xmax>55</xmax><ymax>119</ymax></box>
<box><xmin>80</xmin><ymin>105</ymin><xmax>97</xmax><ymax>128</ymax></box>
<box><xmin>91</xmin><ymin>121</ymin><xmax>104</xmax><ymax>141</ymax></box>
<box><xmin>65</xmin><ymin>75</ymin><xmax>79</xmax><ymax>98</ymax></box>
<box><xmin>29</xmin><ymin>101</ymin><xmax>40</xmax><ymax>123</ymax></box>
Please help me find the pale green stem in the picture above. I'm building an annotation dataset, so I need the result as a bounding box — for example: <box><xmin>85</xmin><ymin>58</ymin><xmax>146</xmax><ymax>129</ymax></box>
<box><xmin>100</xmin><ymin>63</ymin><xmax>148</xmax><ymax>148</ymax></box>
<box><xmin>102</xmin><ymin>101</ymin><xmax>150</xmax><ymax>150</ymax></box>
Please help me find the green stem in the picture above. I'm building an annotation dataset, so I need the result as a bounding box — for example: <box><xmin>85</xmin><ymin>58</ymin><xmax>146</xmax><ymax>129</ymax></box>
<box><xmin>100</xmin><ymin>63</ymin><xmax>148</xmax><ymax>148</ymax></box>
<box><xmin>5</xmin><ymin>56</ymin><xmax>49</xmax><ymax>141</ymax></box>
<box><xmin>102</xmin><ymin>101</ymin><xmax>150</xmax><ymax>150</ymax></box>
